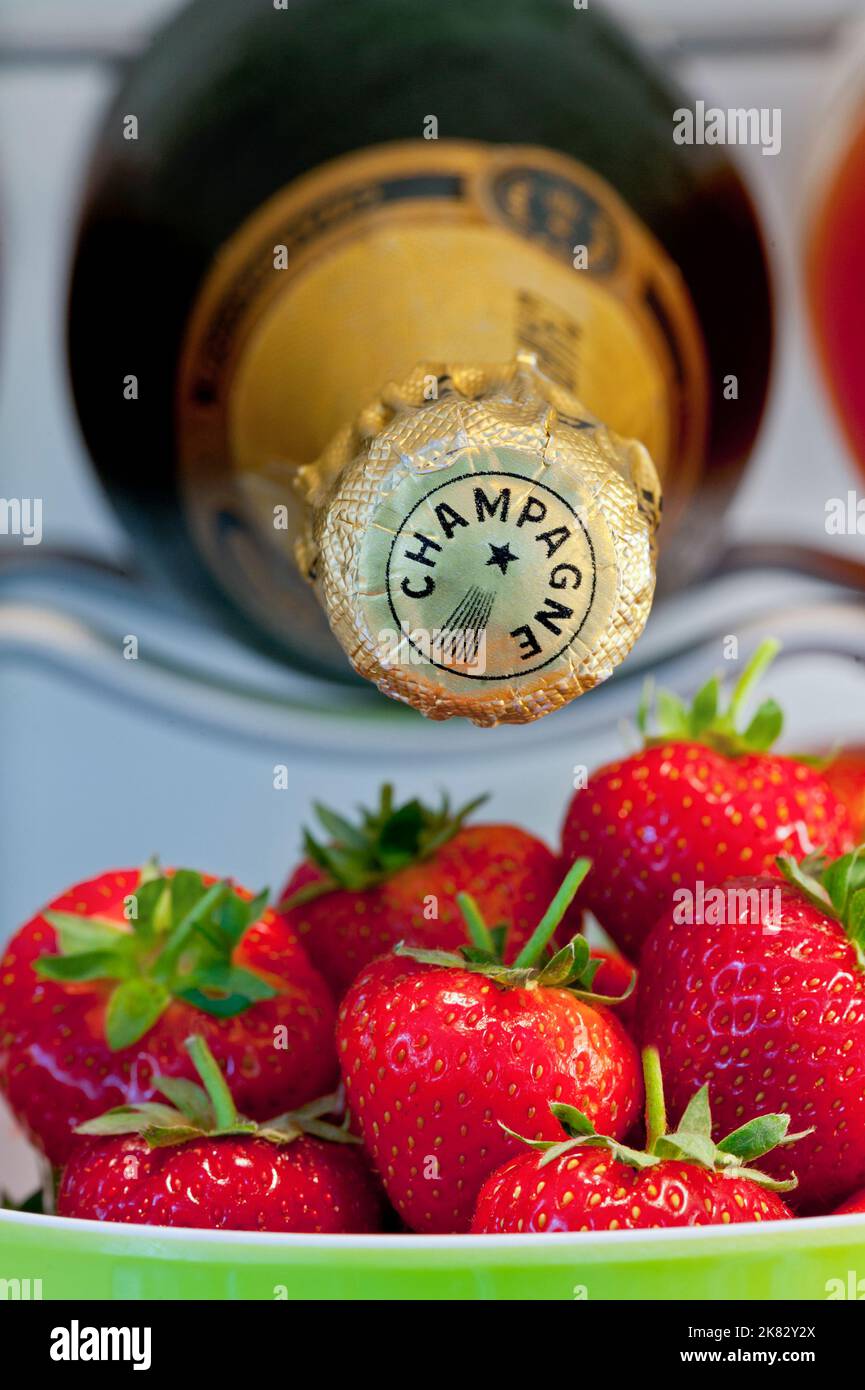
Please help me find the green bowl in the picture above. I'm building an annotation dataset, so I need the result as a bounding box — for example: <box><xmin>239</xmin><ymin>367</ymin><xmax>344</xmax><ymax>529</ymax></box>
<box><xmin>3</xmin><ymin>1209</ymin><xmax>865</xmax><ymax>1300</ymax></box>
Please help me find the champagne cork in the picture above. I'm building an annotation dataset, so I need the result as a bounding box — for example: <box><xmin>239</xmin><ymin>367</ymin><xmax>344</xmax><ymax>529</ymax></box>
<box><xmin>296</xmin><ymin>354</ymin><xmax>661</xmax><ymax>726</ymax></box>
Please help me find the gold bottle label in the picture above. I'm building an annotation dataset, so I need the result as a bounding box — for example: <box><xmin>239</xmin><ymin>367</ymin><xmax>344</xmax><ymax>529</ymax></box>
<box><xmin>176</xmin><ymin>140</ymin><xmax>707</xmax><ymax>666</ymax></box>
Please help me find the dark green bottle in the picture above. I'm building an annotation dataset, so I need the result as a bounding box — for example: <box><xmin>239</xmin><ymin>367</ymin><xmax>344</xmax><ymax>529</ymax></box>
<box><xmin>68</xmin><ymin>0</ymin><xmax>771</xmax><ymax>684</ymax></box>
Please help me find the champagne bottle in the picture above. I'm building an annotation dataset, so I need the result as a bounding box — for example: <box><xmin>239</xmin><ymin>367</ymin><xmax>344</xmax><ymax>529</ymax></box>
<box><xmin>68</xmin><ymin>0</ymin><xmax>771</xmax><ymax>723</ymax></box>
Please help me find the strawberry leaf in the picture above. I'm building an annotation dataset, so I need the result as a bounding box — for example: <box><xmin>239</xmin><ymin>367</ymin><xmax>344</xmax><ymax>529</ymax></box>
<box><xmin>37</xmin><ymin>866</ymin><xmax>276</xmax><ymax>1048</ymax></box>
<box><xmin>194</xmin><ymin>962</ymin><xmax>276</xmax><ymax>1001</ymax></box>
<box><xmin>169</xmin><ymin>870</ymin><xmax>207</xmax><ymax>926</ymax></box>
<box><xmin>743</xmin><ymin>698</ymin><xmax>783</xmax><ymax>751</ymax></box>
<box><xmin>717</xmin><ymin>1113</ymin><xmax>793</xmax><ymax>1163</ymax></box>
<box><xmin>42</xmin><ymin>911</ymin><xmax>126</xmax><ymax>953</ymax></box>
<box><xmin>312</xmin><ymin>802</ymin><xmax>370</xmax><ymax>853</ymax></box>
<box><xmin>177</xmin><ymin>988</ymin><xmax>271</xmax><ymax>1018</ymax></box>
<box><xmin>848</xmin><ymin>888</ymin><xmax>865</xmax><ymax>956</ymax></box>
<box><xmin>126</xmin><ymin>875</ymin><xmax>171</xmax><ymax>945</ymax></box>
<box><xmin>489</xmin><ymin>924</ymin><xmax>509</xmax><ymax>959</ymax></box>
<box><xmin>281</xmin><ymin>785</ymin><xmax>487</xmax><ymax>904</ymax></box>
<box><xmin>456</xmin><ymin>891</ymin><xmax>496</xmax><ymax>954</ymax></box>
<box><xmin>505</xmin><ymin>1050</ymin><xmax>808</xmax><ymax>1191</ymax></box>
<box><xmin>674</xmin><ymin>1084</ymin><xmax>713</xmax><ymax>1143</ymax></box>
<box><xmin>142</xmin><ymin>1125</ymin><xmax>212</xmax><ymax>1147</ymax></box>
<box><xmin>655</xmin><ymin>1131</ymin><xmax>717</xmax><ymax>1167</ymax></box>
<box><xmin>780</xmin><ymin>845</ymin><xmax>865</xmax><ymax>965</ymax></box>
<box><xmin>656</xmin><ymin>690</ymin><xmax>690</xmax><ymax>737</ymax></box>
<box><xmin>150</xmin><ymin>1074</ymin><xmax>215</xmax><ymax>1129</ymax></box>
<box><xmin>76</xmin><ymin>1102</ymin><xmax>186</xmax><ymax>1136</ymax></box>
<box><xmin>397</xmin><ymin>866</ymin><xmax>628</xmax><ymax>1007</ymax></box>
<box><xmin>690</xmin><ymin>676</ymin><xmax>719</xmax><ymax>733</ymax></box>
<box><xmin>36</xmin><ymin>948</ymin><xmax>133</xmax><ymax>983</ymax></box>
<box><xmin>641</xmin><ymin>638</ymin><xmax>785</xmax><ymax>757</ymax></box>
<box><xmin>377</xmin><ymin>800</ymin><xmax>427</xmax><ymax>870</ymax></box>
<box><xmin>536</xmin><ymin>941</ymin><xmax>581</xmax><ymax>988</ymax></box>
<box><xmin>548</xmin><ymin>1102</ymin><xmax>595</xmax><ymax>1138</ymax></box>
<box><xmin>817</xmin><ymin>853</ymin><xmax>853</xmax><ymax>916</ymax></box>
<box><xmin>105</xmin><ymin>978</ymin><xmax>171</xmax><ymax>1051</ymax></box>
<box><xmin>75</xmin><ymin>1037</ymin><xmax>355</xmax><ymax>1154</ymax></box>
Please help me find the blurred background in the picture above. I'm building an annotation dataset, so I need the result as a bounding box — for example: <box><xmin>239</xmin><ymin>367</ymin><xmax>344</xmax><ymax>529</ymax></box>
<box><xmin>2</xmin><ymin>0</ymin><xmax>865</xmax><ymax>934</ymax></box>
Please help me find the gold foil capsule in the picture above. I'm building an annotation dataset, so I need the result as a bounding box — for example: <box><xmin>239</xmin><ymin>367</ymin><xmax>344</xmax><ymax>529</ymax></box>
<box><xmin>296</xmin><ymin>354</ymin><xmax>661</xmax><ymax>726</ymax></box>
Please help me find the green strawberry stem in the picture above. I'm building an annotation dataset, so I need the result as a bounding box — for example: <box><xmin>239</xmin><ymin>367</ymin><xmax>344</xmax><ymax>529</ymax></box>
<box><xmin>398</xmin><ymin>862</ymin><xmax>620</xmax><ymax>1001</ymax></box>
<box><xmin>184</xmin><ymin>1035</ymin><xmax>237</xmax><ymax>1131</ymax></box>
<box><xmin>643</xmin><ymin>1046</ymin><xmax>667</xmax><ymax>1151</ymax></box>
<box><xmin>504</xmin><ymin>1055</ymin><xmax>810</xmax><ymax>1193</ymax></box>
<box><xmin>153</xmin><ymin>879</ymin><xmax>231</xmax><ymax>984</ymax></box>
<box><xmin>37</xmin><ymin>864</ymin><xmax>276</xmax><ymax>1049</ymax></box>
<box><xmin>778</xmin><ymin>844</ymin><xmax>865</xmax><ymax>968</ymax></box>
<box><xmin>726</xmin><ymin>638</ymin><xmax>781</xmax><ymax>727</ymax></box>
<box><xmin>280</xmin><ymin>785</ymin><xmax>488</xmax><ymax>907</ymax></box>
<box><xmin>638</xmin><ymin>636</ymin><xmax>785</xmax><ymax>756</ymax></box>
<box><xmin>455</xmin><ymin>892</ymin><xmax>496</xmax><ymax>954</ymax></box>
<box><xmin>512</xmin><ymin>858</ymin><xmax>590</xmax><ymax>969</ymax></box>
<box><xmin>76</xmin><ymin>1033</ymin><xmax>357</xmax><ymax>1151</ymax></box>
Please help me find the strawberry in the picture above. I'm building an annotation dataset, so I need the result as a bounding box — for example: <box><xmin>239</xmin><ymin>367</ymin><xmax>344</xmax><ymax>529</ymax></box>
<box><xmin>471</xmin><ymin>1048</ymin><xmax>798</xmax><ymax>1232</ymax></box>
<box><xmin>637</xmin><ymin>848</ymin><xmax>865</xmax><ymax>1210</ymax></box>
<box><xmin>280</xmin><ymin>785</ymin><xmax>562</xmax><ymax>997</ymax></box>
<box><xmin>834</xmin><ymin>1187</ymin><xmax>865</xmax><ymax>1216</ymax></box>
<box><xmin>0</xmin><ymin>864</ymin><xmax>337</xmax><ymax>1164</ymax></box>
<box><xmin>561</xmin><ymin>640</ymin><xmax>854</xmax><ymax>957</ymax></box>
<box><xmin>336</xmin><ymin>861</ymin><xmax>641</xmax><ymax>1233</ymax></box>
<box><xmin>825</xmin><ymin>748</ymin><xmax>865</xmax><ymax>840</ymax></box>
<box><xmin>587</xmin><ymin>947</ymin><xmax>638</xmax><ymax>1032</ymax></box>
<box><xmin>58</xmin><ymin>1035</ymin><xmax>382</xmax><ymax>1232</ymax></box>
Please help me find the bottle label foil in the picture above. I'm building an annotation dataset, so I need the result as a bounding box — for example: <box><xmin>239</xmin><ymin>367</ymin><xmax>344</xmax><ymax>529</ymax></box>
<box><xmin>298</xmin><ymin>357</ymin><xmax>661</xmax><ymax>725</ymax></box>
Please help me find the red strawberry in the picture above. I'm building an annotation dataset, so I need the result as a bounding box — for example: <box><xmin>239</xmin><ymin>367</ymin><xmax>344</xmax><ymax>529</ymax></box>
<box><xmin>589</xmin><ymin>948</ymin><xmax>637</xmax><ymax>1031</ymax></box>
<box><xmin>58</xmin><ymin>1035</ymin><xmax>382</xmax><ymax>1232</ymax></box>
<box><xmin>0</xmin><ymin>864</ymin><xmax>337</xmax><ymax>1164</ymax></box>
<box><xmin>280</xmin><ymin>785</ymin><xmax>562</xmax><ymax>996</ymax></box>
<box><xmin>472</xmin><ymin>1048</ymin><xmax>797</xmax><ymax>1232</ymax></box>
<box><xmin>638</xmin><ymin>848</ymin><xmax>865</xmax><ymax>1210</ymax></box>
<box><xmin>825</xmin><ymin>748</ymin><xmax>865</xmax><ymax>840</ymax></box>
<box><xmin>561</xmin><ymin>641</ymin><xmax>854</xmax><ymax>957</ymax></box>
<box><xmin>337</xmin><ymin>862</ymin><xmax>641</xmax><ymax>1233</ymax></box>
<box><xmin>834</xmin><ymin>1188</ymin><xmax>865</xmax><ymax>1215</ymax></box>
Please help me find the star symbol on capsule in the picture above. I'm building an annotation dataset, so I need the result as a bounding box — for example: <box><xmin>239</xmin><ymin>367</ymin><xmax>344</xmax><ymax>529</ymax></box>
<box><xmin>486</xmin><ymin>541</ymin><xmax>519</xmax><ymax>576</ymax></box>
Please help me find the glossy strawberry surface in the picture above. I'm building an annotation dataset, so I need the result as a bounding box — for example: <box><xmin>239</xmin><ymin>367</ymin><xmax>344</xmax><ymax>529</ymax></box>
<box><xmin>472</xmin><ymin>1149</ymin><xmax>792</xmax><ymax>1232</ymax></box>
<box><xmin>337</xmin><ymin>952</ymin><xmax>641</xmax><ymax>1234</ymax></box>
<box><xmin>825</xmin><ymin>749</ymin><xmax>865</xmax><ymax>840</ymax></box>
<box><xmin>833</xmin><ymin>1186</ymin><xmax>865</xmax><ymax>1215</ymax></box>
<box><xmin>638</xmin><ymin>875</ymin><xmax>865</xmax><ymax>1210</ymax></box>
<box><xmin>0</xmin><ymin>870</ymin><xmax>337</xmax><ymax>1164</ymax></box>
<box><xmin>284</xmin><ymin>823</ymin><xmax>562</xmax><ymax>997</ymax></box>
<box><xmin>589</xmin><ymin>948</ymin><xmax>637</xmax><ymax>1031</ymax></box>
<box><xmin>58</xmin><ymin>1133</ymin><xmax>382</xmax><ymax>1232</ymax></box>
<box><xmin>561</xmin><ymin>744</ymin><xmax>853</xmax><ymax>957</ymax></box>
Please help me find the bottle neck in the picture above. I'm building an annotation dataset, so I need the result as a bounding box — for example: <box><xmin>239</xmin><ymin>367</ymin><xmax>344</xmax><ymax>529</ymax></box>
<box><xmin>174</xmin><ymin>140</ymin><xmax>707</xmax><ymax>676</ymax></box>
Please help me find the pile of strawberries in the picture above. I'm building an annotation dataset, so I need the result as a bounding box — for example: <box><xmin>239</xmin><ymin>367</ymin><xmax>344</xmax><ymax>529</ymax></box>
<box><xmin>3</xmin><ymin>640</ymin><xmax>865</xmax><ymax>1236</ymax></box>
